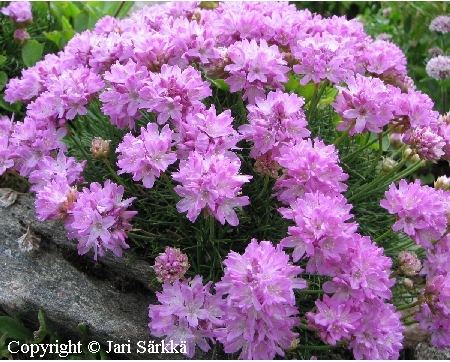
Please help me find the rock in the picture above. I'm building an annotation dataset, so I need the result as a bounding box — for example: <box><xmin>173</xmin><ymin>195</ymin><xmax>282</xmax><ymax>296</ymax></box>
<box><xmin>0</xmin><ymin>193</ymin><xmax>213</xmax><ymax>359</ymax></box>
<box><xmin>414</xmin><ymin>340</ymin><xmax>450</xmax><ymax>360</ymax></box>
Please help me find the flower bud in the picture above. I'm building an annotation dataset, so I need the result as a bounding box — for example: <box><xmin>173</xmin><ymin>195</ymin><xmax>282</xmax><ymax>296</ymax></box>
<box><xmin>153</xmin><ymin>247</ymin><xmax>190</xmax><ymax>283</ymax></box>
<box><xmin>381</xmin><ymin>157</ymin><xmax>397</xmax><ymax>173</ymax></box>
<box><xmin>398</xmin><ymin>251</ymin><xmax>422</xmax><ymax>276</ymax></box>
<box><xmin>90</xmin><ymin>137</ymin><xmax>110</xmax><ymax>159</ymax></box>
<box><xmin>13</xmin><ymin>29</ymin><xmax>30</xmax><ymax>46</ymax></box>
<box><xmin>402</xmin><ymin>147</ymin><xmax>421</xmax><ymax>163</ymax></box>
<box><xmin>434</xmin><ymin>175</ymin><xmax>450</xmax><ymax>190</ymax></box>
<box><xmin>389</xmin><ymin>132</ymin><xmax>404</xmax><ymax>149</ymax></box>
<box><xmin>403</xmin><ymin>277</ymin><xmax>414</xmax><ymax>290</ymax></box>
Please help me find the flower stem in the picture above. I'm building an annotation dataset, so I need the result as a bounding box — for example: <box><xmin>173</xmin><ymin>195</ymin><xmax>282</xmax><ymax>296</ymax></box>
<box><xmin>333</xmin><ymin>121</ymin><xmax>355</xmax><ymax>148</ymax></box>
<box><xmin>373</xmin><ymin>228</ymin><xmax>394</xmax><ymax>244</ymax></box>
<box><xmin>395</xmin><ymin>300</ymin><xmax>422</xmax><ymax>312</ymax></box>
<box><xmin>384</xmin><ymin>239</ymin><xmax>416</xmax><ymax>254</ymax></box>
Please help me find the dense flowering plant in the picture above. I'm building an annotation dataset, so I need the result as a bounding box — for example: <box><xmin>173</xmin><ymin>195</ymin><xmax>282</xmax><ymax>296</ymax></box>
<box><xmin>3</xmin><ymin>1</ymin><xmax>450</xmax><ymax>360</ymax></box>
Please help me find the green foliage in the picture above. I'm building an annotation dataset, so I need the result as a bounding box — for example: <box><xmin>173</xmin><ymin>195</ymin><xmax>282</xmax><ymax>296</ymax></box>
<box><xmin>21</xmin><ymin>39</ymin><xmax>43</xmax><ymax>67</ymax></box>
<box><xmin>0</xmin><ymin>311</ymin><xmax>109</xmax><ymax>360</ymax></box>
<box><xmin>292</xmin><ymin>1</ymin><xmax>379</xmax><ymax>19</ymax></box>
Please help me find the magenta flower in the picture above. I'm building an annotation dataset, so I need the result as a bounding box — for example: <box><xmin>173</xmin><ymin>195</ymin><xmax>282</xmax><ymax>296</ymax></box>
<box><xmin>35</xmin><ymin>177</ymin><xmax>78</xmax><ymax>221</ymax></box>
<box><xmin>28</xmin><ymin>150</ymin><xmax>86</xmax><ymax>192</ymax></box>
<box><xmin>292</xmin><ymin>32</ymin><xmax>356</xmax><ymax>85</ymax></box>
<box><xmin>273</xmin><ymin>138</ymin><xmax>348</xmax><ymax>205</ymax></box>
<box><xmin>172</xmin><ymin>151</ymin><xmax>252</xmax><ymax>226</ymax></box>
<box><xmin>175</xmin><ymin>105</ymin><xmax>241</xmax><ymax>159</ymax></box>
<box><xmin>405</xmin><ymin>126</ymin><xmax>445</xmax><ymax>161</ymax></box>
<box><xmin>153</xmin><ymin>247</ymin><xmax>190</xmax><ymax>283</ymax></box>
<box><xmin>116</xmin><ymin>123</ymin><xmax>177</xmax><ymax>188</ymax></box>
<box><xmin>239</xmin><ymin>90</ymin><xmax>310</xmax><ymax>158</ymax></box>
<box><xmin>214</xmin><ymin>239</ymin><xmax>306</xmax><ymax>359</ymax></box>
<box><xmin>362</xmin><ymin>39</ymin><xmax>407</xmax><ymax>79</ymax></box>
<box><xmin>140</xmin><ymin>64</ymin><xmax>212</xmax><ymax>124</ymax></box>
<box><xmin>1</xmin><ymin>1</ymin><xmax>32</xmax><ymax>27</ymax></box>
<box><xmin>224</xmin><ymin>39</ymin><xmax>289</xmax><ymax>103</ymax></box>
<box><xmin>331</xmin><ymin>74</ymin><xmax>395</xmax><ymax>135</ymax></box>
<box><xmin>65</xmin><ymin>180</ymin><xmax>137</xmax><ymax>260</ymax></box>
<box><xmin>279</xmin><ymin>191</ymin><xmax>357</xmax><ymax>263</ymax></box>
<box><xmin>148</xmin><ymin>275</ymin><xmax>224</xmax><ymax>358</ymax></box>
<box><xmin>381</xmin><ymin>179</ymin><xmax>447</xmax><ymax>249</ymax></box>
<box><xmin>349</xmin><ymin>298</ymin><xmax>404</xmax><ymax>359</ymax></box>
<box><xmin>306</xmin><ymin>294</ymin><xmax>360</xmax><ymax>345</ymax></box>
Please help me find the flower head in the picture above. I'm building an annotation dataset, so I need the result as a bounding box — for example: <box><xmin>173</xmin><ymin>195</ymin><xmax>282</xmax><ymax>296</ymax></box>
<box><xmin>426</xmin><ymin>55</ymin><xmax>450</xmax><ymax>80</ymax></box>
<box><xmin>65</xmin><ymin>180</ymin><xmax>137</xmax><ymax>260</ymax></box>
<box><xmin>148</xmin><ymin>275</ymin><xmax>224</xmax><ymax>358</ymax></box>
<box><xmin>1</xmin><ymin>1</ymin><xmax>32</xmax><ymax>27</ymax></box>
<box><xmin>154</xmin><ymin>247</ymin><xmax>190</xmax><ymax>283</ymax></box>
<box><xmin>430</xmin><ymin>15</ymin><xmax>450</xmax><ymax>34</ymax></box>
<box><xmin>214</xmin><ymin>239</ymin><xmax>306</xmax><ymax>359</ymax></box>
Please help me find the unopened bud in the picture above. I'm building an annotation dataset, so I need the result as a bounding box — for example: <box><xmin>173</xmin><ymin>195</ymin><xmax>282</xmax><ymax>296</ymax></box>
<box><xmin>403</xmin><ymin>277</ymin><xmax>414</xmax><ymax>290</ymax></box>
<box><xmin>403</xmin><ymin>147</ymin><xmax>421</xmax><ymax>163</ymax></box>
<box><xmin>389</xmin><ymin>132</ymin><xmax>404</xmax><ymax>149</ymax></box>
<box><xmin>398</xmin><ymin>251</ymin><xmax>422</xmax><ymax>276</ymax></box>
<box><xmin>381</xmin><ymin>157</ymin><xmax>397</xmax><ymax>173</ymax></box>
<box><xmin>13</xmin><ymin>29</ymin><xmax>30</xmax><ymax>46</ymax></box>
<box><xmin>90</xmin><ymin>137</ymin><xmax>110</xmax><ymax>159</ymax></box>
<box><xmin>287</xmin><ymin>338</ymin><xmax>300</xmax><ymax>351</ymax></box>
<box><xmin>435</xmin><ymin>176</ymin><xmax>450</xmax><ymax>190</ymax></box>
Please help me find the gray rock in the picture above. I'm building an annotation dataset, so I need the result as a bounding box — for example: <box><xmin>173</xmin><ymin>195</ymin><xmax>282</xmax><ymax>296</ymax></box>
<box><xmin>0</xmin><ymin>193</ymin><xmax>213</xmax><ymax>359</ymax></box>
<box><xmin>415</xmin><ymin>340</ymin><xmax>450</xmax><ymax>360</ymax></box>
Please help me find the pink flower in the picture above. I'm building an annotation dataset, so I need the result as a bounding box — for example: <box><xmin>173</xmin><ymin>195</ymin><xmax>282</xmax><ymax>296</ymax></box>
<box><xmin>172</xmin><ymin>151</ymin><xmax>252</xmax><ymax>226</ymax></box>
<box><xmin>215</xmin><ymin>239</ymin><xmax>306</xmax><ymax>359</ymax></box>
<box><xmin>239</xmin><ymin>89</ymin><xmax>310</xmax><ymax>158</ymax></box>
<box><xmin>224</xmin><ymin>39</ymin><xmax>289</xmax><ymax>103</ymax></box>
<box><xmin>331</xmin><ymin>74</ymin><xmax>395</xmax><ymax>135</ymax></box>
<box><xmin>153</xmin><ymin>247</ymin><xmax>190</xmax><ymax>283</ymax></box>
<box><xmin>381</xmin><ymin>179</ymin><xmax>447</xmax><ymax>249</ymax></box>
<box><xmin>116</xmin><ymin>123</ymin><xmax>177</xmax><ymax>188</ymax></box>
<box><xmin>65</xmin><ymin>180</ymin><xmax>137</xmax><ymax>260</ymax></box>
<box><xmin>430</xmin><ymin>15</ymin><xmax>450</xmax><ymax>34</ymax></box>
<box><xmin>1</xmin><ymin>1</ymin><xmax>32</xmax><ymax>27</ymax></box>
<box><xmin>148</xmin><ymin>275</ymin><xmax>224</xmax><ymax>358</ymax></box>
<box><xmin>273</xmin><ymin>138</ymin><xmax>348</xmax><ymax>205</ymax></box>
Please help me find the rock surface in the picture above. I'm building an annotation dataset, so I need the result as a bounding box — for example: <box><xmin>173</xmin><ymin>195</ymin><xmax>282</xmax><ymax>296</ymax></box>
<box><xmin>0</xmin><ymin>193</ymin><xmax>212</xmax><ymax>359</ymax></box>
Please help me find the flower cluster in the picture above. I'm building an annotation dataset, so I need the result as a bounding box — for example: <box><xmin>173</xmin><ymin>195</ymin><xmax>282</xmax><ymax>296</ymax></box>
<box><xmin>175</xmin><ymin>105</ymin><xmax>241</xmax><ymax>159</ymax></box>
<box><xmin>1</xmin><ymin>1</ymin><xmax>32</xmax><ymax>28</ymax></box>
<box><xmin>214</xmin><ymin>239</ymin><xmax>307</xmax><ymax>359</ymax></box>
<box><xmin>426</xmin><ymin>55</ymin><xmax>450</xmax><ymax>81</ymax></box>
<box><xmin>415</xmin><ymin>276</ymin><xmax>450</xmax><ymax>348</ymax></box>
<box><xmin>4</xmin><ymin>0</ymin><xmax>450</xmax><ymax>358</ymax></box>
<box><xmin>332</xmin><ymin>74</ymin><xmax>395</xmax><ymax>135</ymax></box>
<box><xmin>116</xmin><ymin>123</ymin><xmax>177</xmax><ymax>188</ymax></box>
<box><xmin>153</xmin><ymin>247</ymin><xmax>190</xmax><ymax>284</ymax></box>
<box><xmin>380</xmin><ymin>179</ymin><xmax>447</xmax><ymax>249</ymax></box>
<box><xmin>65</xmin><ymin>180</ymin><xmax>137</xmax><ymax>260</ymax></box>
<box><xmin>224</xmin><ymin>39</ymin><xmax>289</xmax><ymax>103</ymax></box>
<box><xmin>273</xmin><ymin>138</ymin><xmax>348</xmax><ymax>205</ymax></box>
<box><xmin>429</xmin><ymin>15</ymin><xmax>450</xmax><ymax>34</ymax></box>
<box><xmin>172</xmin><ymin>151</ymin><xmax>252</xmax><ymax>226</ymax></box>
<box><xmin>292</xmin><ymin>33</ymin><xmax>356</xmax><ymax>85</ymax></box>
<box><xmin>148</xmin><ymin>276</ymin><xmax>224</xmax><ymax>358</ymax></box>
<box><xmin>238</xmin><ymin>90</ymin><xmax>310</xmax><ymax>158</ymax></box>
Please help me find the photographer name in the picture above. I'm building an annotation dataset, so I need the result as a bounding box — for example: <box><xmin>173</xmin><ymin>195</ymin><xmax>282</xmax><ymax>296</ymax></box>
<box><xmin>107</xmin><ymin>340</ymin><xmax>187</xmax><ymax>354</ymax></box>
